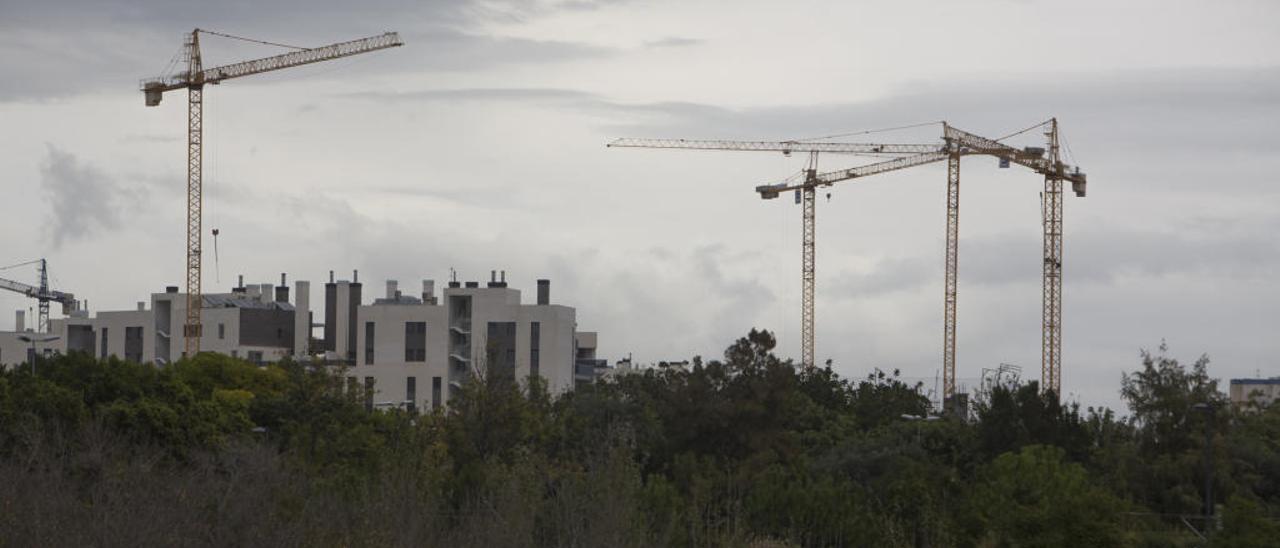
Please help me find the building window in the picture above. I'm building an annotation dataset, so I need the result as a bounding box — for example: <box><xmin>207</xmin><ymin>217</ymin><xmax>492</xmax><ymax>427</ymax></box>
<box><xmin>231</xmin><ymin>350</ymin><xmax>238</xmax><ymax>359</ymax></box>
<box><xmin>248</xmin><ymin>350</ymin><xmax>264</xmax><ymax>365</ymax></box>
<box><xmin>530</xmin><ymin>322</ymin><xmax>541</xmax><ymax>379</ymax></box>
<box><xmin>364</xmin><ymin>376</ymin><xmax>375</xmax><ymax>411</ymax></box>
<box><xmin>218</xmin><ymin>323</ymin><xmax>225</xmax><ymax>340</ymax></box>
<box><xmin>432</xmin><ymin>376</ymin><xmax>442</xmax><ymax>410</ymax></box>
<box><xmin>405</xmin><ymin>321</ymin><xmax>426</xmax><ymax>362</ymax></box>
<box><xmin>100</xmin><ymin>328</ymin><xmax>109</xmax><ymax>359</ymax></box>
<box><xmin>124</xmin><ymin>326</ymin><xmax>144</xmax><ymax>363</ymax></box>
<box><xmin>407</xmin><ymin>376</ymin><xmax>416</xmax><ymax>413</ymax></box>
<box><xmin>486</xmin><ymin>321</ymin><xmax>517</xmax><ymax>381</ymax></box>
<box><xmin>365</xmin><ymin>321</ymin><xmax>376</xmax><ymax>365</ymax></box>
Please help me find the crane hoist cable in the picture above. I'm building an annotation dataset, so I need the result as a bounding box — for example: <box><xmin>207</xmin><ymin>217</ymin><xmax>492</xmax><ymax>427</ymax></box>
<box><xmin>198</xmin><ymin>29</ymin><xmax>307</xmax><ymax>50</ymax></box>
<box><xmin>792</xmin><ymin>120</ymin><xmax>944</xmax><ymax>142</ymax></box>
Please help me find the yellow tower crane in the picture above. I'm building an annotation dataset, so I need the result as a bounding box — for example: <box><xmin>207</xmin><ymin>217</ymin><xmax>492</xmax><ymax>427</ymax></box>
<box><xmin>611</xmin><ymin>120</ymin><xmax>1087</xmax><ymax>399</ymax></box>
<box><xmin>141</xmin><ymin>29</ymin><xmax>402</xmax><ymax>357</ymax></box>
<box><xmin>942</xmin><ymin>120</ymin><xmax>1086</xmax><ymax>396</ymax></box>
<box><xmin>608</xmin><ymin>138</ymin><xmax>946</xmax><ymax>369</ymax></box>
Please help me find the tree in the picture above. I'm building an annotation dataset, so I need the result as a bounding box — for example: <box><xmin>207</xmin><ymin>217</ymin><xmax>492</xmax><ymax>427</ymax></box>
<box><xmin>970</xmin><ymin>445</ymin><xmax>1128</xmax><ymax>547</ymax></box>
<box><xmin>1120</xmin><ymin>343</ymin><xmax>1228</xmax><ymax>515</ymax></box>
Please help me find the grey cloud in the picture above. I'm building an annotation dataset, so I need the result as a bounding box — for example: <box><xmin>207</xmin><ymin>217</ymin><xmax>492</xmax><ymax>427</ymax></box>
<box><xmin>40</xmin><ymin>145</ymin><xmax>146</xmax><ymax>248</ymax></box>
<box><xmin>600</xmin><ymin>67</ymin><xmax>1280</xmax><ymax>152</ymax></box>
<box><xmin>829</xmin><ymin>225</ymin><xmax>1280</xmax><ymax>300</ymax></box>
<box><xmin>341</xmin><ymin>86</ymin><xmax>734</xmax><ymax>126</ymax></box>
<box><xmin>645</xmin><ymin>37</ymin><xmax>703</xmax><ymax>48</ymax></box>
<box><xmin>350</xmin><ymin>87</ymin><xmax>597</xmax><ymax>103</ymax></box>
<box><xmin>0</xmin><ymin>1</ymin><xmax>616</xmax><ymax>102</ymax></box>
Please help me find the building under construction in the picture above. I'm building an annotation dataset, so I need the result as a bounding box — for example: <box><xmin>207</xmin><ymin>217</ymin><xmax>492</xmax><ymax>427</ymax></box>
<box><xmin>0</xmin><ymin>270</ymin><xmax>603</xmax><ymax>410</ymax></box>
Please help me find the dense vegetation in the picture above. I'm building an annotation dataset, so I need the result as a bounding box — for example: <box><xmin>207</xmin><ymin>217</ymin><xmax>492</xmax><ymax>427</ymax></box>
<box><xmin>0</xmin><ymin>330</ymin><xmax>1277</xmax><ymax>546</ymax></box>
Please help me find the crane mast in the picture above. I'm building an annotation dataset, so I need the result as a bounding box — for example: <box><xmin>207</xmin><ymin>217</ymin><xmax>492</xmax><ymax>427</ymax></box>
<box><xmin>142</xmin><ymin>29</ymin><xmax>402</xmax><ymax>358</ymax></box>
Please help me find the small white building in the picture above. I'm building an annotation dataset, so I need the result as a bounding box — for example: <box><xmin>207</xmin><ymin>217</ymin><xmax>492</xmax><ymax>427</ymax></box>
<box><xmin>2</xmin><ymin>275</ymin><xmax>309</xmax><ymax>369</ymax></box>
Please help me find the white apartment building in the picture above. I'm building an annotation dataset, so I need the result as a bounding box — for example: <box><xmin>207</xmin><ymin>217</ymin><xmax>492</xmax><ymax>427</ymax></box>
<box><xmin>346</xmin><ymin>272</ymin><xmax>596</xmax><ymax>411</ymax></box>
<box><xmin>1</xmin><ymin>275</ymin><xmax>308</xmax><ymax>369</ymax></box>
<box><xmin>2</xmin><ymin>269</ymin><xmax>605</xmax><ymax>412</ymax></box>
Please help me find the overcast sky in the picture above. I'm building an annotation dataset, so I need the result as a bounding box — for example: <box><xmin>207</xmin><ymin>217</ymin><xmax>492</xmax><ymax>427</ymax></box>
<box><xmin>1</xmin><ymin>0</ymin><xmax>1277</xmax><ymax>411</ymax></box>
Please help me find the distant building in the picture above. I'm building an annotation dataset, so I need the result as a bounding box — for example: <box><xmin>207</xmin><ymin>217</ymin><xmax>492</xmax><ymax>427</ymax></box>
<box><xmin>1</xmin><ymin>278</ymin><xmax>303</xmax><ymax>369</ymax></box>
<box><xmin>1229</xmin><ymin>378</ymin><xmax>1280</xmax><ymax>409</ymax></box>
<box><xmin>1</xmin><ymin>269</ymin><xmax>602</xmax><ymax>411</ymax></box>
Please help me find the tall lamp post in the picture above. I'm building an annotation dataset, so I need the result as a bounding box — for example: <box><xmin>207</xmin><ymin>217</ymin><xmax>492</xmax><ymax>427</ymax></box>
<box><xmin>1192</xmin><ymin>402</ymin><xmax>1217</xmax><ymax>533</ymax></box>
<box><xmin>17</xmin><ymin>334</ymin><xmax>59</xmax><ymax>376</ymax></box>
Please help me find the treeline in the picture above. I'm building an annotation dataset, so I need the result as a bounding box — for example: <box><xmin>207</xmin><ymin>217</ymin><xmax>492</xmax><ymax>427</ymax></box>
<box><xmin>0</xmin><ymin>330</ymin><xmax>1277</xmax><ymax>546</ymax></box>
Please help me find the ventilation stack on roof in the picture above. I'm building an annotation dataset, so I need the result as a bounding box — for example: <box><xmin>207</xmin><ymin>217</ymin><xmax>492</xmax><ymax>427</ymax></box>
<box><xmin>422</xmin><ymin>279</ymin><xmax>436</xmax><ymax>305</ymax></box>
<box><xmin>537</xmin><ymin>279</ymin><xmax>550</xmax><ymax>305</ymax></box>
<box><xmin>387</xmin><ymin>280</ymin><xmax>399</xmax><ymax>300</ymax></box>
<box><xmin>276</xmin><ymin>273</ymin><xmax>290</xmax><ymax>303</ymax></box>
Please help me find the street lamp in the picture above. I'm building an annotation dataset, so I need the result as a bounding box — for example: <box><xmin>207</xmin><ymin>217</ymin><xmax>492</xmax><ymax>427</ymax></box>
<box><xmin>17</xmin><ymin>334</ymin><xmax>60</xmax><ymax>376</ymax></box>
<box><xmin>901</xmin><ymin>413</ymin><xmax>942</xmax><ymax>444</ymax></box>
<box><xmin>1192</xmin><ymin>402</ymin><xmax>1217</xmax><ymax>530</ymax></box>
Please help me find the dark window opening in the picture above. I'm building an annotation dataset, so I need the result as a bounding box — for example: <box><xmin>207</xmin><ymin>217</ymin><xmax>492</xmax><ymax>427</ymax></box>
<box><xmin>405</xmin><ymin>321</ymin><xmax>426</xmax><ymax>362</ymax></box>
<box><xmin>530</xmin><ymin>322</ymin><xmax>541</xmax><ymax>379</ymax></box>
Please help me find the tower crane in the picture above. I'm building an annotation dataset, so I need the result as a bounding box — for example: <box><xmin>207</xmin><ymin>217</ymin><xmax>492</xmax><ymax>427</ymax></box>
<box><xmin>608</xmin><ymin>138</ymin><xmax>947</xmax><ymax>369</ymax></box>
<box><xmin>0</xmin><ymin>259</ymin><xmax>78</xmax><ymax>333</ymax></box>
<box><xmin>942</xmin><ymin>120</ymin><xmax>1086</xmax><ymax>396</ymax></box>
<box><xmin>141</xmin><ymin>29</ymin><xmax>402</xmax><ymax>357</ymax></box>
<box><xmin>611</xmin><ymin>120</ymin><xmax>1087</xmax><ymax>400</ymax></box>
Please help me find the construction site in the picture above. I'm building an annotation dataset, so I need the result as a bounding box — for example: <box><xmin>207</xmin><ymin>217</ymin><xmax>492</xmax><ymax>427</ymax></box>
<box><xmin>0</xmin><ymin>26</ymin><xmax>1092</xmax><ymax>415</ymax></box>
<box><xmin>6</xmin><ymin>3</ymin><xmax>1277</xmax><ymax>544</ymax></box>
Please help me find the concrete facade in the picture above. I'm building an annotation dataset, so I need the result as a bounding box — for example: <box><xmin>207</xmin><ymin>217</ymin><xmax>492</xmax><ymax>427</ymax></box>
<box><xmin>1</xmin><ymin>271</ymin><xmax>604</xmax><ymax>412</ymax></box>
<box><xmin>2</xmin><ymin>278</ymin><xmax>310</xmax><ymax>369</ymax></box>
<box><xmin>347</xmin><ymin>274</ymin><xmax>584</xmax><ymax>411</ymax></box>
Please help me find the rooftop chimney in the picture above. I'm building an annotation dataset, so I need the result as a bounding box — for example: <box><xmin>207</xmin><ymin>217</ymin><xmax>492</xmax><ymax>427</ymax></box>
<box><xmin>233</xmin><ymin>274</ymin><xmax>247</xmax><ymax>293</ymax></box>
<box><xmin>353</xmin><ymin>270</ymin><xmax>359</xmax><ymax>284</ymax></box>
<box><xmin>275</xmin><ymin>273</ymin><xmax>290</xmax><ymax>303</ymax></box>
<box><xmin>387</xmin><ymin>280</ymin><xmax>399</xmax><ymax>300</ymax></box>
<box><xmin>137</xmin><ymin>301</ymin><xmax>146</xmax><ymax>311</ymax></box>
<box><xmin>487</xmin><ymin>270</ymin><xmax>499</xmax><ymax>288</ymax></box>
<box><xmin>422</xmin><ymin>279</ymin><xmax>435</xmax><ymax>304</ymax></box>
<box><xmin>537</xmin><ymin>279</ymin><xmax>550</xmax><ymax>305</ymax></box>
<box><xmin>329</xmin><ymin>270</ymin><xmax>335</xmax><ymax>284</ymax></box>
